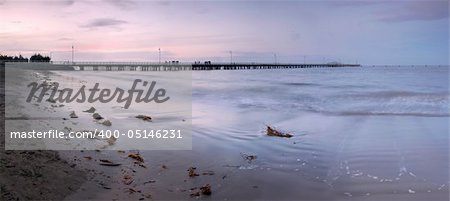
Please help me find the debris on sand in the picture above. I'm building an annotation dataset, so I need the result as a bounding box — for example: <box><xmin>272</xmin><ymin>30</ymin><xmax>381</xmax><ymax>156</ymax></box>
<box><xmin>128</xmin><ymin>153</ymin><xmax>144</xmax><ymax>163</ymax></box>
<box><xmin>106</xmin><ymin>136</ymin><xmax>116</xmax><ymax>146</ymax></box>
<box><xmin>122</xmin><ymin>175</ymin><xmax>134</xmax><ymax>185</ymax></box>
<box><xmin>125</xmin><ymin>188</ymin><xmax>137</xmax><ymax>194</ymax></box>
<box><xmin>102</xmin><ymin>120</ymin><xmax>112</xmax><ymax>126</ymax></box>
<box><xmin>136</xmin><ymin>162</ymin><xmax>147</xmax><ymax>168</ymax></box>
<box><xmin>188</xmin><ymin>167</ymin><xmax>199</xmax><ymax>177</ymax></box>
<box><xmin>92</xmin><ymin>113</ymin><xmax>103</xmax><ymax>120</ymax></box>
<box><xmin>143</xmin><ymin>180</ymin><xmax>156</xmax><ymax>185</ymax></box>
<box><xmin>136</xmin><ymin>115</ymin><xmax>152</xmax><ymax>122</ymax></box>
<box><xmin>99</xmin><ymin>163</ymin><xmax>121</xmax><ymax>167</ymax></box>
<box><xmin>241</xmin><ymin>153</ymin><xmax>257</xmax><ymax>162</ymax></box>
<box><xmin>69</xmin><ymin>111</ymin><xmax>78</xmax><ymax>118</ymax></box>
<box><xmin>46</xmin><ymin>98</ymin><xmax>57</xmax><ymax>103</ymax></box>
<box><xmin>190</xmin><ymin>192</ymin><xmax>200</xmax><ymax>197</ymax></box>
<box><xmin>83</xmin><ymin>107</ymin><xmax>96</xmax><ymax>113</ymax></box>
<box><xmin>266</xmin><ymin>125</ymin><xmax>293</xmax><ymax>138</ymax></box>
<box><xmin>200</xmin><ymin>184</ymin><xmax>212</xmax><ymax>195</ymax></box>
<box><xmin>64</xmin><ymin>126</ymin><xmax>72</xmax><ymax>132</ymax></box>
<box><xmin>84</xmin><ymin>156</ymin><xmax>92</xmax><ymax>160</ymax></box>
<box><xmin>98</xmin><ymin>159</ymin><xmax>121</xmax><ymax>166</ymax></box>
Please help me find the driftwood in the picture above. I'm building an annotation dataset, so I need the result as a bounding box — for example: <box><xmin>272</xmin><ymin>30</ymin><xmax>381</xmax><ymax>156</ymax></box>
<box><xmin>98</xmin><ymin>159</ymin><xmax>121</xmax><ymax>166</ymax></box>
<box><xmin>136</xmin><ymin>115</ymin><xmax>152</xmax><ymax>122</ymax></box>
<box><xmin>99</xmin><ymin>163</ymin><xmax>121</xmax><ymax>167</ymax></box>
<box><xmin>266</xmin><ymin>125</ymin><xmax>293</xmax><ymax>138</ymax></box>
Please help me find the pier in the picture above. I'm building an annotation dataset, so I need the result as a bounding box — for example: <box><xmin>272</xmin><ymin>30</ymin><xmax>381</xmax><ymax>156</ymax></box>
<box><xmin>4</xmin><ymin>61</ymin><xmax>360</xmax><ymax>71</ymax></box>
<box><xmin>69</xmin><ymin>62</ymin><xmax>360</xmax><ymax>71</ymax></box>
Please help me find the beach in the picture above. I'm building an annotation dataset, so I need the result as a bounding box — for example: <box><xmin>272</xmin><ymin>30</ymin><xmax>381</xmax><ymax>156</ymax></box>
<box><xmin>1</xmin><ymin>66</ymin><xmax>449</xmax><ymax>200</ymax></box>
<box><xmin>0</xmin><ymin>68</ymin><xmax>86</xmax><ymax>200</ymax></box>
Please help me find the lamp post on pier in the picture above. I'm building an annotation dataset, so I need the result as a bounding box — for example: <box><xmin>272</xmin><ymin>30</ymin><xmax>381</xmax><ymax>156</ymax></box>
<box><xmin>158</xmin><ymin>48</ymin><xmax>161</xmax><ymax>64</ymax></box>
<box><xmin>71</xmin><ymin>45</ymin><xmax>74</xmax><ymax>64</ymax></box>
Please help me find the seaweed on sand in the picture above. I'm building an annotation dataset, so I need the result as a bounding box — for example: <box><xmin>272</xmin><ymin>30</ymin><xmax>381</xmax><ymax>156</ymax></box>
<box><xmin>188</xmin><ymin>167</ymin><xmax>199</xmax><ymax>177</ymax></box>
<box><xmin>240</xmin><ymin>153</ymin><xmax>257</xmax><ymax>163</ymax></box>
<box><xmin>128</xmin><ymin>153</ymin><xmax>144</xmax><ymax>163</ymax></box>
<box><xmin>92</xmin><ymin>113</ymin><xmax>103</xmax><ymax>120</ymax></box>
<box><xmin>136</xmin><ymin>115</ymin><xmax>152</xmax><ymax>122</ymax></box>
<box><xmin>200</xmin><ymin>184</ymin><xmax>212</xmax><ymax>195</ymax></box>
<box><xmin>266</xmin><ymin>125</ymin><xmax>293</xmax><ymax>138</ymax></box>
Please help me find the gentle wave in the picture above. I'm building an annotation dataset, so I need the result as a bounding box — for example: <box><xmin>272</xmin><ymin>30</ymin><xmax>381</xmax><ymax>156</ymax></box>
<box><xmin>226</xmin><ymin>90</ymin><xmax>450</xmax><ymax>117</ymax></box>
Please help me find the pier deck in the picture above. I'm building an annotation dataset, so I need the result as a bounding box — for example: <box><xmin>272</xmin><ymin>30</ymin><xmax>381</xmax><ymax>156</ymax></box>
<box><xmin>69</xmin><ymin>62</ymin><xmax>360</xmax><ymax>71</ymax></box>
<box><xmin>4</xmin><ymin>61</ymin><xmax>360</xmax><ymax>71</ymax></box>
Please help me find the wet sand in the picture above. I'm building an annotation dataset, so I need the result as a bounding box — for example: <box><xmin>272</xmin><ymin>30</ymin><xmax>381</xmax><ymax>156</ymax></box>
<box><xmin>0</xmin><ymin>68</ymin><xmax>86</xmax><ymax>200</ymax></box>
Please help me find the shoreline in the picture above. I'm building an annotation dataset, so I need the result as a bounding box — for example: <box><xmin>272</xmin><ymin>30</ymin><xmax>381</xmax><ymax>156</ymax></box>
<box><xmin>1</xmin><ymin>68</ymin><xmax>191</xmax><ymax>200</ymax></box>
<box><xmin>0</xmin><ymin>68</ymin><xmax>86</xmax><ymax>200</ymax></box>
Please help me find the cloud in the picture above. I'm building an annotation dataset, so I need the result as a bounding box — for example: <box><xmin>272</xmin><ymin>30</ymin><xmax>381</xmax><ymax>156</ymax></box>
<box><xmin>46</xmin><ymin>0</ymin><xmax>75</xmax><ymax>7</ymax></box>
<box><xmin>377</xmin><ymin>1</ymin><xmax>448</xmax><ymax>22</ymax></box>
<box><xmin>57</xmin><ymin>37</ymin><xmax>73</xmax><ymax>41</ymax></box>
<box><xmin>103</xmin><ymin>0</ymin><xmax>135</xmax><ymax>9</ymax></box>
<box><xmin>58</xmin><ymin>0</ymin><xmax>75</xmax><ymax>6</ymax></box>
<box><xmin>80</xmin><ymin>18</ymin><xmax>128</xmax><ymax>28</ymax></box>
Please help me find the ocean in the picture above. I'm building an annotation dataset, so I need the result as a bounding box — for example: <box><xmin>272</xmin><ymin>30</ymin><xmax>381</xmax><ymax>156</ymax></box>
<box><xmin>187</xmin><ymin>66</ymin><xmax>449</xmax><ymax>200</ymax></box>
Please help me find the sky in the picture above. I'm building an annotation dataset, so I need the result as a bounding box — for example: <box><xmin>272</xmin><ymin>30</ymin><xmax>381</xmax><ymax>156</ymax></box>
<box><xmin>0</xmin><ymin>0</ymin><xmax>448</xmax><ymax>65</ymax></box>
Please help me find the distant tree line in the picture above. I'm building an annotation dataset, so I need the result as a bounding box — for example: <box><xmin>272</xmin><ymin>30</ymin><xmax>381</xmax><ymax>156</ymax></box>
<box><xmin>0</xmin><ymin>53</ymin><xmax>51</xmax><ymax>62</ymax></box>
<box><xmin>0</xmin><ymin>54</ymin><xmax>28</xmax><ymax>62</ymax></box>
<box><xmin>29</xmin><ymin>54</ymin><xmax>51</xmax><ymax>62</ymax></box>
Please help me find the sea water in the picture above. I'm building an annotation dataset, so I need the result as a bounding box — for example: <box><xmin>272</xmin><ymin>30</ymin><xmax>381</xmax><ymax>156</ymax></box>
<box><xmin>56</xmin><ymin>66</ymin><xmax>450</xmax><ymax>200</ymax></box>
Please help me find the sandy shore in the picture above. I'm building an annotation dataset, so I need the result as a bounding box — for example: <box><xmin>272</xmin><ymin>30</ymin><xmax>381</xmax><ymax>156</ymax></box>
<box><xmin>0</xmin><ymin>68</ymin><xmax>189</xmax><ymax>200</ymax></box>
<box><xmin>0</xmin><ymin>68</ymin><xmax>87</xmax><ymax>200</ymax></box>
